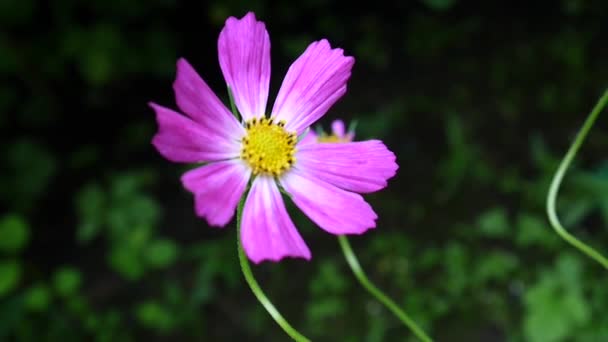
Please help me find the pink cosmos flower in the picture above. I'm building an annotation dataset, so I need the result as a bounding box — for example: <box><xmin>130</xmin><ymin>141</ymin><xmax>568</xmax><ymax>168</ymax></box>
<box><xmin>304</xmin><ymin>119</ymin><xmax>355</xmax><ymax>144</ymax></box>
<box><xmin>150</xmin><ymin>12</ymin><xmax>398</xmax><ymax>263</ymax></box>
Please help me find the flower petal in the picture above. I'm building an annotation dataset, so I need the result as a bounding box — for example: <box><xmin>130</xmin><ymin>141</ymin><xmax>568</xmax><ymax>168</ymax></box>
<box><xmin>281</xmin><ymin>170</ymin><xmax>377</xmax><ymax>235</ymax></box>
<box><xmin>181</xmin><ymin>160</ymin><xmax>251</xmax><ymax>227</ymax></box>
<box><xmin>173</xmin><ymin>58</ymin><xmax>244</xmax><ymax>139</ymax></box>
<box><xmin>241</xmin><ymin>176</ymin><xmax>311</xmax><ymax>263</ymax></box>
<box><xmin>331</xmin><ymin>119</ymin><xmax>346</xmax><ymax>137</ymax></box>
<box><xmin>150</xmin><ymin>103</ymin><xmax>241</xmax><ymax>163</ymax></box>
<box><xmin>218</xmin><ymin>12</ymin><xmax>270</xmax><ymax>121</ymax></box>
<box><xmin>271</xmin><ymin>39</ymin><xmax>354</xmax><ymax>134</ymax></box>
<box><xmin>295</xmin><ymin>140</ymin><xmax>398</xmax><ymax>193</ymax></box>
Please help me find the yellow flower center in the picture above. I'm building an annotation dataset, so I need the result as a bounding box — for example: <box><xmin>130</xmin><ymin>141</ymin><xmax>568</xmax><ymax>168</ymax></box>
<box><xmin>241</xmin><ymin>117</ymin><xmax>297</xmax><ymax>176</ymax></box>
<box><xmin>317</xmin><ymin>134</ymin><xmax>348</xmax><ymax>143</ymax></box>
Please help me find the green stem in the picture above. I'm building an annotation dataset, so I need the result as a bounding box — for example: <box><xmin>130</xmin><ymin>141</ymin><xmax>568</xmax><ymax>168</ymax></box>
<box><xmin>546</xmin><ymin>88</ymin><xmax>608</xmax><ymax>270</ymax></box>
<box><xmin>236</xmin><ymin>197</ymin><xmax>311</xmax><ymax>342</ymax></box>
<box><xmin>227</xmin><ymin>86</ymin><xmax>239</xmax><ymax>120</ymax></box>
<box><xmin>337</xmin><ymin>235</ymin><xmax>433</xmax><ymax>342</ymax></box>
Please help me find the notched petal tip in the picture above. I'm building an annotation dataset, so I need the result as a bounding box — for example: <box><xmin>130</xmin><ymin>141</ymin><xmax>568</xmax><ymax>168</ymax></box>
<box><xmin>224</xmin><ymin>11</ymin><xmax>261</xmax><ymax>27</ymax></box>
<box><xmin>314</xmin><ymin>38</ymin><xmax>355</xmax><ymax>64</ymax></box>
<box><xmin>271</xmin><ymin>38</ymin><xmax>356</xmax><ymax>134</ymax></box>
<box><xmin>296</xmin><ymin>139</ymin><xmax>398</xmax><ymax>193</ymax></box>
<box><xmin>281</xmin><ymin>171</ymin><xmax>378</xmax><ymax>235</ymax></box>
<box><xmin>241</xmin><ymin>177</ymin><xmax>312</xmax><ymax>264</ymax></box>
<box><xmin>218</xmin><ymin>10</ymin><xmax>270</xmax><ymax>121</ymax></box>
<box><xmin>248</xmin><ymin>249</ymin><xmax>312</xmax><ymax>264</ymax></box>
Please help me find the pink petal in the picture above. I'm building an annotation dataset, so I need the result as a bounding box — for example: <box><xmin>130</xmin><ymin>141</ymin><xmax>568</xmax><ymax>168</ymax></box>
<box><xmin>271</xmin><ymin>39</ymin><xmax>355</xmax><ymax>134</ymax></box>
<box><xmin>173</xmin><ymin>58</ymin><xmax>244</xmax><ymax>139</ymax></box>
<box><xmin>218</xmin><ymin>12</ymin><xmax>270</xmax><ymax>120</ymax></box>
<box><xmin>150</xmin><ymin>103</ymin><xmax>241</xmax><ymax>163</ymax></box>
<box><xmin>331</xmin><ymin>119</ymin><xmax>346</xmax><ymax>137</ymax></box>
<box><xmin>181</xmin><ymin>160</ymin><xmax>251</xmax><ymax>227</ymax></box>
<box><xmin>241</xmin><ymin>176</ymin><xmax>311</xmax><ymax>263</ymax></box>
<box><xmin>281</xmin><ymin>170</ymin><xmax>377</xmax><ymax>235</ymax></box>
<box><xmin>295</xmin><ymin>140</ymin><xmax>398</xmax><ymax>193</ymax></box>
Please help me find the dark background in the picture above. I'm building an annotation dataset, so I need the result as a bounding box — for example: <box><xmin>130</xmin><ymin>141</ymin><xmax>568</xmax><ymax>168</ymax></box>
<box><xmin>2</xmin><ymin>0</ymin><xmax>608</xmax><ymax>341</ymax></box>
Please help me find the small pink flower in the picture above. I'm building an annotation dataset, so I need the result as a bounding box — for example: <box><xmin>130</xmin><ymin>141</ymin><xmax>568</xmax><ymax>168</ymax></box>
<box><xmin>304</xmin><ymin>119</ymin><xmax>356</xmax><ymax>144</ymax></box>
<box><xmin>328</xmin><ymin>119</ymin><xmax>356</xmax><ymax>141</ymax></box>
<box><xmin>150</xmin><ymin>12</ymin><xmax>398</xmax><ymax>263</ymax></box>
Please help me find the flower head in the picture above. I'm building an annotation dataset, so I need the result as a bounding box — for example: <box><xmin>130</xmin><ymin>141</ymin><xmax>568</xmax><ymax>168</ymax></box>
<box><xmin>304</xmin><ymin>119</ymin><xmax>356</xmax><ymax>144</ymax></box>
<box><xmin>150</xmin><ymin>12</ymin><xmax>398</xmax><ymax>263</ymax></box>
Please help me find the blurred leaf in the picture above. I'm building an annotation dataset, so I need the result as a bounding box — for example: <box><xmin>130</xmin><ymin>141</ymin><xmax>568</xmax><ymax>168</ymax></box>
<box><xmin>24</xmin><ymin>284</ymin><xmax>51</xmax><ymax>312</ymax></box>
<box><xmin>135</xmin><ymin>301</ymin><xmax>175</xmax><ymax>332</ymax></box>
<box><xmin>516</xmin><ymin>213</ymin><xmax>559</xmax><ymax>248</ymax></box>
<box><xmin>524</xmin><ymin>254</ymin><xmax>590</xmax><ymax>342</ymax></box>
<box><xmin>108</xmin><ymin>245</ymin><xmax>145</xmax><ymax>281</ymax></box>
<box><xmin>444</xmin><ymin>243</ymin><xmax>468</xmax><ymax>295</ymax></box>
<box><xmin>1</xmin><ymin>140</ymin><xmax>57</xmax><ymax>211</ymax></box>
<box><xmin>108</xmin><ymin>194</ymin><xmax>159</xmax><ymax>235</ymax></box>
<box><xmin>0</xmin><ymin>260</ymin><xmax>21</xmax><ymax>296</ymax></box>
<box><xmin>307</xmin><ymin>260</ymin><xmax>348</xmax><ymax>335</ymax></box>
<box><xmin>79</xmin><ymin>25</ymin><xmax>121</xmax><ymax>85</ymax></box>
<box><xmin>310</xmin><ymin>260</ymin><xmax>348</xmax><ymax>295</ymax></box>
<box><xmin>477</xmin><ymin>207</ymin><xmax>509</xmax><ymax>237</ymax></box>
<box><xmin>53</xmin><ymin>267</ymin><xmax>82</xmax><ymax>297</ymax></box>
<box><xmin>306</xmin><ymin>296</ymin><xmax>344</xmax><ymax>327</ymax></box>
<box><xmin>66</xmin><ymin>295</ymin><xmax>88</xmax><ymax>316</ymax></box>
<box><xmin>0</xmin><ymin>214</ymin><xmax>30</xmax><ymax>253</ymax></box>
<box><xmin>473</xmin><ymin>251</ymin><xmax>518</xmax><ymax>284</ymax></box>
<box><xmin>145</xmin><ymin>239</ymin><xmax>178</xmax><ymax>268</ymax></box>
<box><xmin>75</xmin><ymin>184</ymin><xmax>106</xmax><ymax>243</ymax></box>
<box><xmin>436</xmin><ymin>114</ymin><xmax>482</xmax><ymax>201</ymax></box>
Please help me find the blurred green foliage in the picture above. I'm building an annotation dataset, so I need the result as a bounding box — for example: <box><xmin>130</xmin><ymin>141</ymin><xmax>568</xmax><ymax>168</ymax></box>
<box><xmin>2</xmin><ymin>0</ymin><xmax>608</xmax><ymax>341</ymax></box>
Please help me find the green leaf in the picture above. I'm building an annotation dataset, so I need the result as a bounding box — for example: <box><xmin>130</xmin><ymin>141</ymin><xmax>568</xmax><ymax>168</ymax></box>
<box><xmin>75</xmin><ymin>184</ymin><xmax>106</xmax><ymax>243</ymax></box>
<box><xmin>145</xmin><ymin>239</ymin><xmax>178</xmax><ymax>268</ymax></box>
<box><xmin>310</xmin><ymin>261</ymin><xmax>348</xmax><ymax>295</ymax></box>
<box><xmin>53</xmin><ymin>267</ymin><xmax>82</xmax><ymax>297</ymax></box>
<box><xmin>524</xmin><ymin>254</ymin><xmax>590</xmax><ymax>342</ymax></box>
<box><xmin>0</xmin><ymin>214</ymin><xmax>30</xmax><ymax>253</ymax></box>
<box><xmin>108</xmin><ymin>246</ymin><xmax>145</xmax><ymax>281</ymax></box>
<box><xmin>24</xmin><ymin>284</ymin><xmax>51</xmax><ymax>312</ymax></box>
<box><xmin>516</xmin><ymin>213</ymin><xmax>559</xmax><ymax>248</ymax></box>
<box><xmin>477</xmin><ymin>207</ymin><xmax>509</xmax><ymax>237</ymax></box>
<box><xmin>473</xmin><ymin>251</ymin><xmax>518</xmax><ymax>284</ymax></box>
<box><xmin>135</xmin><ymin>301</ymin><xmax>174</xmax><ymax>332</ymax></box>
<box><xmin>2</xmin><ymin>140</ymin><xmax>57</xmax><ymax>211</ymax></box>
<box><xmin>0</xmin><ymin>260</ymin><xmax>21</xmax><ymax>296</ymax></box>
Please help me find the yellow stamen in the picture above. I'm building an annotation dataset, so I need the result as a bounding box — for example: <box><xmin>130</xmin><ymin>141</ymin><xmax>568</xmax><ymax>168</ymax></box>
<box><xmin>241</xmin><ymin>118</ymin><xmax>296</xmax><ymax>176</ymax></box>
<box><xmin>317</xmin><ymin>134</ymin><xmax>349</xmax><ymax>143</ymax></box>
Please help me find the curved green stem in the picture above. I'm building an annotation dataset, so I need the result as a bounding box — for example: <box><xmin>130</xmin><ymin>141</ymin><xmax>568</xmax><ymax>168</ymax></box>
<box><xmin>338</xmin><ymin>235</ymin><xmax>433</xmax><ymax>342</ymax></box>
<box><xmin>546</xmin><ymin>88</ymin><xmax>608</xmax><ymax>270</ymax></box>
<box><xmin>236</xmin><ymin>198</ymin><xmax>311</xmax><ymax>342</ymax></box>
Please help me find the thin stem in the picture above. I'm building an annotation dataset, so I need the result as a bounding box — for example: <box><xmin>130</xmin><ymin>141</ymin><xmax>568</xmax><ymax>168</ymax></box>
<box><xmin>227</xmin><ymin>86</ymin><xmax>239</xmax><ymax>120</ymax></box>
<box><xmin>546</xmin><ymin>88</ymin><xmax>608</xmax><ymax>270</ymax></box>
<box><xmin>338</xmin><ymin>235</ymin><xmax>433</xmax><ymax>342</ymax></box>
<box><xmin>236</xmin><ymin>198</ymin><xmax>311</xmax><ymax>342</ymax></box>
